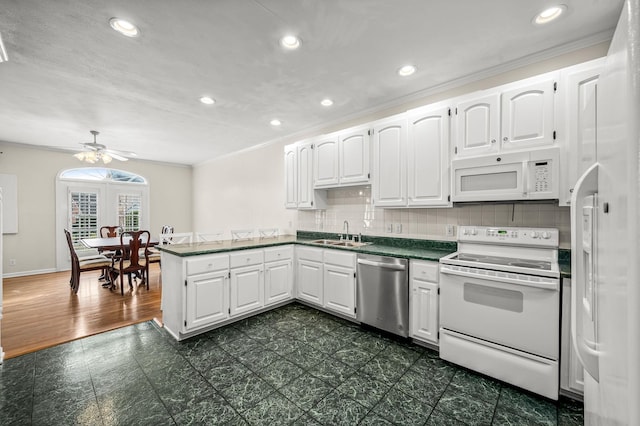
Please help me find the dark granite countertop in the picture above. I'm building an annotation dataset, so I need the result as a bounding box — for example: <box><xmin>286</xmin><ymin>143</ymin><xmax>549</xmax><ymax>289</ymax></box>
<box><xmin>156</xmin><ymin>231</ymin><xmax>457</xmax><ymax>262</ymax></box>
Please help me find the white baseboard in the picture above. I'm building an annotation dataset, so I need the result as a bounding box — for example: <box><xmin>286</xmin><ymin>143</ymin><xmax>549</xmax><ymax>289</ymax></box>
<box><xmin>3</xmin><ymin>268</ymin><xmax>58</xmax><ymax>279</ymax></box>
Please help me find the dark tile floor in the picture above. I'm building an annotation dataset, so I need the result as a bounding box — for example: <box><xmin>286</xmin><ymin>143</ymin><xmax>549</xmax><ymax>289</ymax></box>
<box><xmin>0</xmin><ymin>303</ymin><xmax>583</xmax><ymax>425</ymax></box>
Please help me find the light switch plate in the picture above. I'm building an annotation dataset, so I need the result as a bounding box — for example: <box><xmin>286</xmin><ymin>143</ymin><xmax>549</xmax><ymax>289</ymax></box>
<box><xmin>395</xmin><ymin>224</ymin><xmax>402</xmax><ymax>234</ymax></box>
<box><xmin>386</xmin><ymin>223</ymin><xmax>393</xmax><ymax>233</ymax></box>
<box><xmin>446</xmin><ymin>224</ymin><xmax>455</xmax><ymax>237</ymax></box>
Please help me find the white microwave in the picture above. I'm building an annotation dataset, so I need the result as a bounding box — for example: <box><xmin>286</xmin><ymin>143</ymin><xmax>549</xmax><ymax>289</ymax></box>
<box><xmin>451</xmin><ymin>147</ymin><xmax>559</xmax><ymax>202</ymax></box>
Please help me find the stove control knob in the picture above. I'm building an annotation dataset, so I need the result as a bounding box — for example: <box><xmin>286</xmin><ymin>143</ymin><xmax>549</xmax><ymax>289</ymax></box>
<box><xmin>531</xmin><ymin>231</ymin><xmax>539</xmax><ymax>239</ymax></box>
<box><xmin>470</xmin><ymin>229</ymin><xmax>478</xmax><ymax>236</ymax></box>
<box><xmin>541</xmin><ymin>231</ymin><xmax>551</xmax><ymax>239</ymax></box>
<box><xmin>462</xmin><ymin>228</ymin><xmax>468</xmax><ymax>235</ymax></box>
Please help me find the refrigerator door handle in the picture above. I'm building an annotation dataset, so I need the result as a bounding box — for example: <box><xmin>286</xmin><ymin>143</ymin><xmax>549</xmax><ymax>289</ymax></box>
<box><xmin>570</xmin><ymin>162</ymin><xmax>600</xmax><ymax>381</ymax></box>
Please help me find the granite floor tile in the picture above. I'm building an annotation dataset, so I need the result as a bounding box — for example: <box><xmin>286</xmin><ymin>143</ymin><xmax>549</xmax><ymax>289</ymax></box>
<box><xmin>411</xmin><ymin>353</ymin><xmax>458</xmax><ymax>377</ymax></box>
<box><xmin>286</xmin><ymin>323</ymin><xmax>327</xmax><ymax>343</ymax></box>
<box><xmin>335</xmin><ymin>371</ymin><xmax>391</xmax><ymax>409</ymax></box>
<box><xmin>308</xmin><ymin>390</ymin><xmax>369</xmax><ymax>426</ymax></box>
<box><xmin>208</xmin><ymin>325</ymin><xmax>247</xmax><ymax>345</ymax></box>
<box><xmin>264</xmin><ymin>334</ymin><xmax>303</xmax><ymax>355</ymax></box>
<box><xmin>290</xmin><ymin>413</ymin><xmax>322</xmax><ymax>425</ymax></box>
<box><xmin>237</xmin><ymin>347</ymin><xmax>283</xmax><ymax>371</ymax></box>
<box><xmin>427</xmin><ymin>409</ymin><xmax>472</xmax><ymax>425</ymax></box>
<box><xmin>32</xmin><ymin>394</ymin><xmax>102</xmax><ymax>426</ymax></box>
<box><xmin>241</xmin><ymin>392</ymin><xmax>305</xmax><ymax>425</ymax></box>
<box><xmin>393</xmin><ymin>365</ymin><xmax>451</xmax><ymax>406</ymax></box>
<box><xmin>278</xmin><ymin>373</ymin><xmax>334</xmax><ymax>411</ymax></box>
<box><xmin>97</xmin><ymin>379</ymin><xmax>173</xmax><ymax>426</ymax></box>
<box><xmin>360</xmin><ymin>353</ymin><xmax>410</xmax><ymax>387</ymax></box>
<box><xmin>373</xmin><ymin>386</ymin><xmax>434</xmax><ymax>425</ymax></box>
<box><xmin>271</xmin><ymin>318</ymin><xmax>303</xmax><ymax>334</ymax></box>
<box><xmin>284</xmin><ymin>342</ymin><xmax>326</xmax><ymax>370</ymax></box>
<box><xmin>257</xmin><ymin>358</ymin><xmax>305</xmax><ymax>389</ymax></box>
<box><xmin>448</xmin><ymin>368</ymin><xmax>502</xmax><ymax>404</ymax></box>
<box><xmin>434</xmin><ymin>386</ymin><xmax>497</xmax><ymax>426</ymax></box>
<box><xmin>91</xmin><ymin>363</ymin><xmax>148</xmax><ymax>396</ymax></box>
<box><xmin>378</xmin><ymin>341</ymin><xmax>422</xmax><ymax>367</ymax></box>
<box><xmin>331</xmin><ymin>346</ymin><xmax>375</xmax><ymax>369</ymax></box>
<box><xmin>220</xmin><ymin>373</ymin><xmax>275</xmax><ymax>412</ymax></box>
<box><xmin>308</xmin><ymin>332</ymin><xmax>351</xmax><ymax>354</ymax></box>
<box><xmin>202</xmin><ymin>358</ymin><xmax>253</xmax><ymax>391</ymax></box>
<box><xmin>240</xmin><ymin>322</ymin><xmax>283</xmax><ymax>344</ymax></box>
<box><xmin>0</xmin><ymin>394</ymin><xmax>33</xmax><ymax>426</ymax></box>
<box><xmin>351</xmin><ymin>332</ymin><xmax>390</xmax><ymax>354</ymax></box>
<box><xmin>359</xmin><ymin>412</ymin><xmax>396</xmax><ymax>425</ymax></box>
<box><xmin>173</xmin><ymin>392</ymin><xmax>241</xmax><ymax>426</ymax></box>
<box><xmin>307</xmin><ymin>357</ymin><xmax>356</xmax><ymax>387</ymax></box>
<box><xmin>558</xmin><ymin>397</ymin><xmax>584</xmax><ymax>426</ymax></box>
<box><xmin>496</xmin><ymin>386</ymin><xmax>558</xmax><ymax>426</ymax></box>
<box><xmin>151</xmin><ymin>372</ymin><xmax>216</xmax><ymax>416</ymax></box>
<box><xmin>492</xmin><ymin>409</ymin><xmax>552</xmax><ymax>426</ymax></box>
<box><xmin>223</xmin><ymin>335</ymin><xmax>263</xmax><ymax>357</ymax></box>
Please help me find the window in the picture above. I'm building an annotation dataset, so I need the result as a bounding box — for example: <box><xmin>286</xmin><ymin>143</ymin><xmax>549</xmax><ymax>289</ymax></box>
<box><xmin>60</xmin><ymin>167</ymin><xmax>146</xmax><ymax>183</ymax></box>
<box><xmin>70</xmin><ymin>191</ymin><xmax>98</xmax><ymax>248</ymax></box>
<box><xmin>118</xmin><ymin>193</ymin><xmax>142</xmax><ymax>232</ymax></box>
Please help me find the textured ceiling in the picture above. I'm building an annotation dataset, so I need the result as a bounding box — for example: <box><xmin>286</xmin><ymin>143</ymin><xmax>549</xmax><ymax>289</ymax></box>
<box><xmin>0</xmin><ymin>0</ymin><xmax>624</xmax><ymax>165</ymax></box>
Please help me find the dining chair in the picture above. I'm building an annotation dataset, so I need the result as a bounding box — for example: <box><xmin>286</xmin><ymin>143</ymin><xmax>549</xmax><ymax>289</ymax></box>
<box><xmin>159</xmin><ymin>232</ymin><xmax>193</xmax><ymax>245</ymax></box>
<box><xmin>147</xmin><ymin>225</ymin><xmax>176</xmax><ymax>267</ymax></box>
<box><xmin>64</xmin><ymin>229</ymin><xmax>113</xmax><ymax>294</ymax></box>
<box><xmin>195</xmin><ymin>232</ymin><xmax>224</xmax><ymax>243</ymax></box>
<box><xmin>98</xmin><ymin>225</ymin><xmax>122</xmax><ymax>283</ymax></box>
<box><xmin>111</xmin><ymin>230</ymin><xmax>151</xmax><ymax>295</ymax></box>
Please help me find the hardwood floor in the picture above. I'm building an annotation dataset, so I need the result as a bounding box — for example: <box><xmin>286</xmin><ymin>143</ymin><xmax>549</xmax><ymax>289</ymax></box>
<box><xmin>2</xmin><ymin>263</ymin><xmax>162</xmax><ymax>359</ymax></box>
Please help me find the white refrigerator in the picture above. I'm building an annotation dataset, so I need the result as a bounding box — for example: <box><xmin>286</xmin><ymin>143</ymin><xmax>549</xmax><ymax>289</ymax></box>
<box><xmin>571</xmin><ymin>0</ymin><xmax>640</xmax><ymax>424</ymax></box>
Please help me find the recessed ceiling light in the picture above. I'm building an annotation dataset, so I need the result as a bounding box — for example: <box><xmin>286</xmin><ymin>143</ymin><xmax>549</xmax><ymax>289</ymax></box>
<box><xmin>280</xmin><ymin>35</ymin><xmax>301</xmax><ymax>50</ymax></box>
<box><xmin>321</xmin><ymin>99</ymin><xmax>334</xmax><ymax>107</ymax></box>
<box><xmin>109</xmin><ymin>18</ymin><xmax>140</xmax><ymax>37</ymax></box>
<box><xmin>397</xmin><ymin>65</ymin><xmax>417</xmax><ymax>77</ymax></box>
<box><xmin>270</xmin><ymin>119</ymin><xmax>282</xmax><ymax>126</ymax></box>
<box><xmin>533</xmin><ymin>5</ymin><xmax>567</xmax><ymax>25</ymax></box>
<box><xmin>200</xmin><ymin>96</ymin><xmax>215</xmax><ymax>105</ymax></box>
<box><xmin>0</xmin><ymin>32</ymin><xmax>8</xmax><ymax>62</ymax></box>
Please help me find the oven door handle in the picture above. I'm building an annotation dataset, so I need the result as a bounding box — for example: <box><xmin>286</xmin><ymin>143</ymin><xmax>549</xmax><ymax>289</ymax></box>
<box><xmin>440</xmin><ymin>265</ymin><xmax>559</xmax><ymax>291</ymax></box>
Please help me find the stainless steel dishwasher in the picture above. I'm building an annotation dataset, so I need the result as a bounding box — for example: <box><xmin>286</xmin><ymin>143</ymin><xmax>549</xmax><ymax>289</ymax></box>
<box><xmin>356</xmin><ymin>253</ymin><xmax>409</xmax><ymax>337</ymax></box>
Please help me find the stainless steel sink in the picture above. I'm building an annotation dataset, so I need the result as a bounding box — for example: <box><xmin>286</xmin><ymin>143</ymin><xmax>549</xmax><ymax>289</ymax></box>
<box><xmin>309</xmin><ymin>239</ymin><xmax>371</xmax><ymax>248</ymax></box>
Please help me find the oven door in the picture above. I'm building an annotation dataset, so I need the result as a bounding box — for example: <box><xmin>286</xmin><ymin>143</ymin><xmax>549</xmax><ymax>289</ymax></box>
<box><xmin>439</xmin><ymin>263</ymin><xmax>559</xmax><ymax>360</ymax></box>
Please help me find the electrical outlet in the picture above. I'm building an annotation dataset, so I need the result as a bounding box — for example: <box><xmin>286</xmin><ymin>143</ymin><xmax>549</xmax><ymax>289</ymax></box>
<box><xmin>445</xmin><ymin>224</ymin><xmax>455</xmax><ymax>237</ymax></box>
<box><xmin>9</xmin><ymin>259</ymin><xmax>16</xmax><ymax>266</ymax></box>
<box><xmin>395</xmin><ymin>224</ymin><xmax>402</xmax><ymax>234</ymax></box>
<box><xmin>386</xmin><ymin>223</ymin><xmax>393</xmax><ymax>233</ymax></box>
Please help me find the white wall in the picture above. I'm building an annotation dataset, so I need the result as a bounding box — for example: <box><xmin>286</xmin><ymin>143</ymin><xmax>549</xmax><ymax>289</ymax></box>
<box><xmin>0</xmin><ymin>142</ymin><xmax>192</xmax><ymax>276</ymax></box>
<box><xmin>192</xmin><ymin>43</ymin><xmax>608</xmax><ymax>246</ymax></box>
<box><xmin>193</xmin><ymin>141</ymin><xmax>297</xmax><ymax>237</ymax></box>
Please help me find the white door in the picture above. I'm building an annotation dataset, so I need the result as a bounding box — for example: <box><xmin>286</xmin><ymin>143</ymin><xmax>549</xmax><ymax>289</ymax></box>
<box><xmin>297</xmin><ymin>142</ymin><xmax>315</xmax><ymax>208</ymax></box>
<box><xmin>323</xmin><ymin>264</ymin><xmax>355</xmax><ymax>318</ymax></box>
<box><xmin>297</xmin><ymin>258</ymin><xmax>323</xmax><ymax>305</ymax></box>
<box><xmin>230</xmin><ymin>264</ymin><xmax>264</xmax><ymax>316</ymax></box>
<box><xmin>454</xmin><ymin>92</ymin><xmax>500</xmax><ymax>157</ymax></box>
<box><xmin>284</xmin><ymin>144</ymin><xmax>298</xmax><ymax>208</ymax></box>
<box><xmin>264</xmin><ymin>259</ymin><xmax>292</xmax><ymax>306</ymax></box>
<box><xmin>339</xmin><ymin>125</ymin><xmax>370</xmax><ymax>186</ymax></box>
<box><xmin>186</xmin><ymin>270</ymin><xmax>229</xmax><ymax>330</ymax></box>
<box><xmin>314</xmin><ymin>135</ymin><xmax>339</xmax><ymax>187</ymax></box>
<box><xmin>410</xmin><ymin>280</ymin><xmax>439</xmax><ymax>344</ymax></box>
<box><xmin>372</xmin><ymin>115</ymin><xmax>407</xmax><ymax>207</ymax></box>
<box><xmin>501</xmin><ymin>78</ymin><xmax>556</xmax><ymax>151</ymax></box>
<box><xmin>407</xmin><ymin>105</ymin><xmax>451</xmax><ymax>207</ymax></box>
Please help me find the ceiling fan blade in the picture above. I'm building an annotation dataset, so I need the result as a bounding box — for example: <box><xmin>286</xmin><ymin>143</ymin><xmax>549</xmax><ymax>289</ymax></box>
<box><xmin>105</xmin><ymin>148</ymin><xmax>137</xmax><ymax>158</ymax></box>
<box><xmin>107</xmin><ymin>152</ymin><xmax>129</xmax><ymax>161</ymax></box>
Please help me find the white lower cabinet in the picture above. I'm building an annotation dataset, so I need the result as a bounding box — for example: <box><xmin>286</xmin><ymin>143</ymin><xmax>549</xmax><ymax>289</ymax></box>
<box><xmin>410</xmin><ymin>260</ymin><xmax>439</xmax><ymax>345</ymax></box>
<box><xmin>230</xmin><ymin>250</ymin><xmax>264</xmax><ymax>317</ymax></box>
<box><xmin>323</xmin><ymin>250</ymin><xmax>356</xmax><ymax>318</ymax></box>
<box><xmin>264</xmin><ymin>246</ymin><xmax>294</xmax><ymax>306</ymax></box>
<box><xmin>183</xmin><ymin>254</ymin><xmax>230</xmax><ymax>332</ymax></box>
<box><xmin>296</xmin><ymin>246</ymin><xmax>324</xmax><ymax>305</ymax></box>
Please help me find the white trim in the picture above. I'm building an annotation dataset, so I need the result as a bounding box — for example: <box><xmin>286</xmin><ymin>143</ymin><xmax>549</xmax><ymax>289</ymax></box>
<box><xmin>3</xmin><ymin>268</ymin><xmax>58</xmax><ymax>278</ymax></box>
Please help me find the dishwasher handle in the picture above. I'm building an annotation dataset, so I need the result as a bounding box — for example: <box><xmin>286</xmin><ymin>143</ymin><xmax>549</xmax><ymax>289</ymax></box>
<box><xmin>357</xmin><ymin>258</ymin><xmax>406</xmax><ymax>271</ymax></box>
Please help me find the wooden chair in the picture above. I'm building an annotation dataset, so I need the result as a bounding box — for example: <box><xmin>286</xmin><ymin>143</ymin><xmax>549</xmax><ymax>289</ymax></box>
<box><xmin>111</xmin><ymin>230</ymin><xmax>151</xmax><ymax>295</ymax></box>
<box><xmin>147</xmin><ymin>225</ymin><xmax>175</xmax><ymax>267</ymax></box>
<box><xmin>64</xmin><ymin>229</ymin><xmax>112</xmax><ymax>294</ymax></box>
<box><xmin>98</xmin><ymin>225</ymin><xmax>122</xmax><ymax>283</ymax></box>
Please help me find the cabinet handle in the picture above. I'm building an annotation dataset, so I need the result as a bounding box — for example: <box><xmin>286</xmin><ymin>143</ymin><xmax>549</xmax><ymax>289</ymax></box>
<box><xmin>491</xmin><ymin>139</ymin><xmax>496</xmax><ymax>144</ymax></box>
<box><xmin>503</xmin><ymin>137</ymin><xmax>508</xmax><ymax>142</ymax></box>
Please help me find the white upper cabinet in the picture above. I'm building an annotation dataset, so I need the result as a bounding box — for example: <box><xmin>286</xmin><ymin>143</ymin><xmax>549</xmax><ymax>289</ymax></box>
<box><xmin>455</xmin><ymin>93</ymin><xmax>500</xmax><ymax>157</ymax></box>
<box><xmin>314</xmin><ymin>134</ymin><xmax>340</xmax><ymax>187</ymax></box>
<box><xmin>339</xmin><ymin>125</ymin><xmax>370</xmax><ymax>186</ymax></box>
<box><xmin>372</xmin><ymin>115</ymin><xmax>408</xmax><ymax>207</ymax></box>
<box><xmin>500</xmin><ymin>77</ymin><xmax>556</xmax><ymax>151</ymax></box>
<box><xmin>284</xmin><ymin>141</ymin><xmax>327</xmax><ymax>210</ymax></box>
<box><xmin>454</xmin><ymin>73</ymin><xmax>558</xmax><ymax>158</ymax></box>
<box><xmin>314</xmin><ymin>125</ymin><xmax>370</xmax><ymax>188</ymax></box>
<box><xmin>407</xmin><ymin>104</ymin><xmax>452</xmax><ymax>207</ymax></box>
<box><xmin>558</xmin><ymin>58</ymin><xmax>604</xmax><ymax>206</ymax></box>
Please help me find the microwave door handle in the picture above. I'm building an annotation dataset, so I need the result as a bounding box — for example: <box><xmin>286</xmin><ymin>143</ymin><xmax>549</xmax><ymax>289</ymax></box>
<box><xmin>522</xmin><ymin>161</ymin><xmax>529</xmax><ymax>196</ymax></box>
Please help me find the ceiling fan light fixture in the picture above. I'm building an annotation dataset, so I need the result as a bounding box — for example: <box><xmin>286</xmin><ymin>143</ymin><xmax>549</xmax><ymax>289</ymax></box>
<box><xmin>533</xmin><ymin>5</ymin><xmax>567</xmax><ymax>25</ymax></box>
<box><xmin>109</xmin><ymin>18</ymin><xmax>140</xmax><ymax>37</ymax></box>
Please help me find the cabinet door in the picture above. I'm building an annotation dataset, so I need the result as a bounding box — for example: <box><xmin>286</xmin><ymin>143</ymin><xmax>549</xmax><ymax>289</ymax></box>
<box><xmin>323</xmin><ymin>263</ymin><xmax>356</xmax><ymax>318</ymax></box>
<box><xmin>264</xmin><ymin>259</ymin><xmax>293</xmax><ymax>306</ymax></box>
<box><xmin>372</xmin><ymin>115</ymin><xmax>407</xmax><ymax>207</ymax></box>
<box><xmin>561</xmin><ymin>63</ymin><xmax>601</xmax><ymax>206</ymax></box>
<box><xmin>230</xmin><ymin>264</ymin><xmax>264</xmax><ymax>316</ymax></box>
<box><xmin>410</xmin><ymin>279</ymin><xmax>439</xmax><ymax>344</ymax></box>
<box><xmin>314</xmin><ymin>135</ymin><xmax>340</xmax><ymax>188</ymax></box>
<box><xmin>296</xmin><ymin>258</ymin><xmax>323</xmax><ymax>306</ymax></box>
<box><xmin>185</xmin><ymin>270</ymin><xmax>229</xmax><ymax>331</ymax></box>
<box><xmin>455</xmin><ymin>93</ymin><xmax>500</xmax><ymax>157</ymax></box>
<box><xmin>407</xmin><ymin>105</ymin><xmax>451</xmax><ymax>207</ymax></box>
<box><xmin>339</xmin><ymin>126</ymin><xmax>370</xmax><ymax>186</ymax></box>
<box><xmin>501</xmin><ymin>77</ymin><xmax>555</xmax><ymax>150</ymax></box>
<box><xmin>297</xmin><ymin>142</ymin><xmax>314</xmax><ymax>208</ymax></box>
<box><xmin>284</xmin><ymin>145</ymin><xmax>298</xmax><ymax>208</ymax></box>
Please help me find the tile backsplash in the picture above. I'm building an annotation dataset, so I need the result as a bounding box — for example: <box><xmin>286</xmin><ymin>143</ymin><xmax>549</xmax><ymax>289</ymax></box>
<box><xmin>297</xmin><ymin>187</ymin><xmax>571</xmax><ymax>247</ymax></box>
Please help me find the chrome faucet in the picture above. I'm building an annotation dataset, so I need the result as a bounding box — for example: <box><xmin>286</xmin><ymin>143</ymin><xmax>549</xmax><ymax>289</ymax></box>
<box><xmin>343</xmin><ymin>220</ymin><xmax>350</xmax><ymax>240</ymax></box>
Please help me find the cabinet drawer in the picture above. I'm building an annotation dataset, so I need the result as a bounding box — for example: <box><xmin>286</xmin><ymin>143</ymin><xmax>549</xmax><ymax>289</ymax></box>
<box><xmin>411</xmin><ymin>260</ymin><xmax>438</xmax><ymax>283</ymax></box>
<box><xmin>230</xmin><ymin>249</ymin><xmax>264</xmax><ymax>268</ymax></box>
<box><xmin>264</xmin><ymin>245</ymin><xmax>293</xmax><ymax>263</ymax></box>
<box><xmin>324</xmin><ymin>249</ymin><xmax>355</xmax><ymax>268</ymax></box>
<box><xmin>186</xmin><ymin>254</ymin><xmax>229</xmax><ymax>276</ymax></box>
<box><xmin>296</xmin><ymin>246</ymin><xmax>323</xmax><ymax>262</ymax></box>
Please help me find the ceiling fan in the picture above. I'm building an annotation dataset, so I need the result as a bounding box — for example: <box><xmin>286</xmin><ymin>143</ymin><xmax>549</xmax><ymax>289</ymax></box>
<box><xmin>73</xmin><ymin>130</ymin><xmax>136</xmax><ymax>164</ymax></box>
